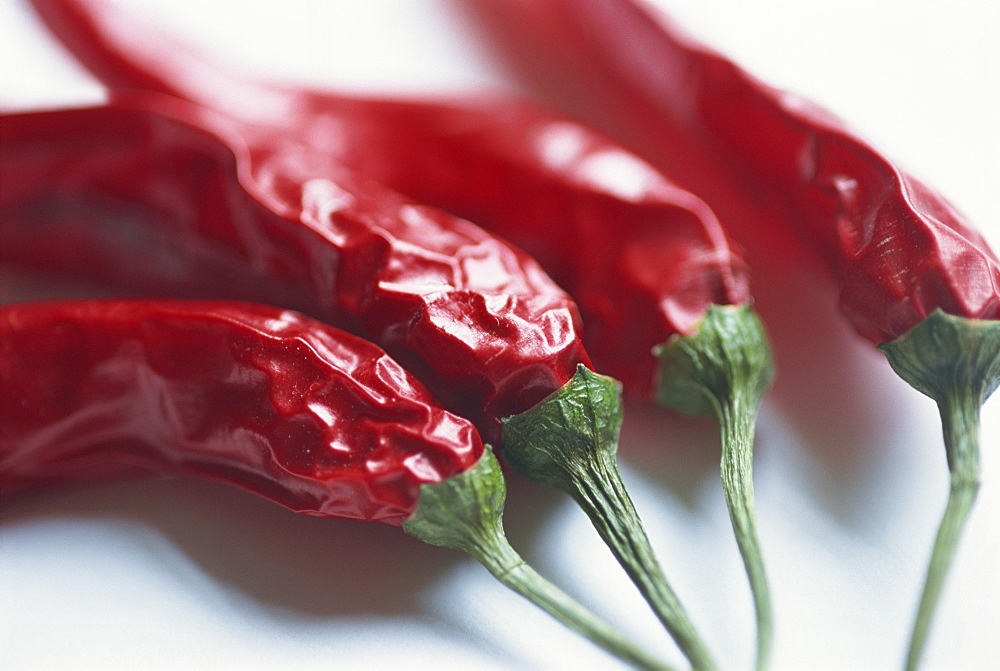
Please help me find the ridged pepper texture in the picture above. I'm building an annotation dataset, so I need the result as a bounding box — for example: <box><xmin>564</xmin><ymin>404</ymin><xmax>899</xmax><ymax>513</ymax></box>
<box><xmin>0</xmin><ymin>299</ymin><xmax>482</xmax><ymax>524</ymax></box>
<box><xmin>0</xmin><ymin>98</ymin><xmax>589</xmax><ymax>444</ymax></box>
<box><xmin>0</xmin><ymin>298</ymin><xmax>672</xmax><ymax>670</ymax></box>
<box><xmin>466</xmin><ymin>1</ymin><xmax>1000</xmax><ymax>669</ymax></box>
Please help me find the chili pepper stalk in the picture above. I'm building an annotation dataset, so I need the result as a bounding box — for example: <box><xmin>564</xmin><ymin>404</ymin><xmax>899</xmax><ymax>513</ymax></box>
<box><xmin>654</xmin><ymin>304</ymin><xmax>775</xmax><ymax>671</ymax></box>
<box><xmin>878</xmin><ymin>311</ymin><xmax>1000</xmax><ymax>671</ymax></box>
<box><xmin>405</xmin><ymin>447</ymin><xmax>676</xmax><ymax>671</ymax></box>
<box><xmin>503</xmin><ymin>364</ymin><xmax>718</xmax><ymax>670</ymax></box>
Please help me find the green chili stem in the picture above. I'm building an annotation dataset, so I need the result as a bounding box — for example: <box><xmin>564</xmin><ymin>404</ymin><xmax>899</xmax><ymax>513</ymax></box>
<box><xmin>502</xmin><ymin>365</ymin><xmax>716</xmax><ymax>670</ymax></box>
<box><xmin>654</xmin><ymin>304</ymin><xmax>775</xmax><ymax>671</ymax></box>
<box><xmin>473</xmin><ymin>523</ymin><xmax>676</xmax><ymax>671</ymax></box>
<box><xmin>878</xmin><ymin>310</ymin><xmax>1000</xmax><ymax>671</ymax></box>
<box><xmin>718</xmin><ymin>395</ymin><xmax>772</xmax><ymax>671</ymax></box>
<box><xmin>403</xmin><ymin>448</ymin><xmax>676</xmax><ymax>671</ymax></box>
<box><xmin>904</xmin><ymin>393</ymin><xmax>981</xmax><ymax>671</ymax></box>
<box><xmin>562</xmin><ymin>448</ymin><xmax>718</xmax><ymax>670</ymax></box>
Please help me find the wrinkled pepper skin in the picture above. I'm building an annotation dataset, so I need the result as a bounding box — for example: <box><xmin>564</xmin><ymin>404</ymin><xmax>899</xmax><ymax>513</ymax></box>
<box><xmin>0</xmin><ymin>298</ymin><xmax>680</xmax><ymax>669</ymax></box>
<box><xmin>0</xmin><ymin>299</ymin><xmax>483</xmax><ymax>524</ymax></box>
<box><xmin>469</xmin><ymin>0</ymin><xmax>1000</xmax><ymax>341</ymax></box>
<box><xmin>10</xmin><ymin>7</ymin><xmax>728</xmax><ymax>660</ymax></box>
<box><xmin>0</xmin><ymin>99</ymin><xmax>591</xmax><ymax>444</ymax></box>
<box><xmin>467</xmin><ymin>2</ymin><xmax>1000</xmax><ymax>669</ymax></box>
<box><xmin>26</xmin><ymin>0</ymin><xmax>749</xmax><ymax>401</ymax></box>
<box><xmin>310</xmin><ymin>97</ymin><xmax>751</xmax><ymax>399</ymax></box>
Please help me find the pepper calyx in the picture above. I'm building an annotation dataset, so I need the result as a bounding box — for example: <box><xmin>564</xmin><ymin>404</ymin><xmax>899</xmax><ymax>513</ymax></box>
<box><xmin>500</xmin><ymin>363</ymin><xmax>623</xmax><ymax>491</ymax></box>
<box><xmin>653</xmin><ymin>303</ymin><xmax>774</xmax><ymax>419</ymax></box>
<box><xmin>402</xmin><ymin>445</ymin><xmax>507</xmax><ymax>555</ymax></box>
<box><xmin>878</xmin><ymin>309</ymin><xmax>1000</xmax><ymax>407</ymax></box>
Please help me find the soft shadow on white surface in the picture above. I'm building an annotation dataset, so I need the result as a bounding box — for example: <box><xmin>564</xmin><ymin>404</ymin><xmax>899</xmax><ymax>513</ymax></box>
<box><xmin>2</xmin><ymin>1</ymin><xmax>998</xmax><ymax>670</ymax></box>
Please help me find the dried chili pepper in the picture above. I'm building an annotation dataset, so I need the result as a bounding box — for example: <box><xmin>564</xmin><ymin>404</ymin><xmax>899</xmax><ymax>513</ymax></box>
<box><xmin>24</xmin><ymin>0</ymin><xmax>753</xmax><ymax>395</ymax></box>
<box><xmin>0</xmin><ymin>299</ymin><xmax>484</xmax><ymax>518</ymax></box>
<box><xmin>20</xmin><ymin>3</ymin><xmax>785</xmax><ymax>665</ymax></box>
<box><xmin>0</xmin><ymin>93</ymin><xmax>709</xmax><ymax>668</ymax></box>
<box><xmin>0</xmin><ymin>94</ymin><xmax>584</xmax><ymax>448</ymax></box>
<box><xmin>466</xmin><ymin>1</ymin><xmax>1000</xmax><ymax>668</ymax></box>
<box><xmin>0</xmin><ymin>297</ymin><xmax>674</xmax><ymax>671</ymax></box>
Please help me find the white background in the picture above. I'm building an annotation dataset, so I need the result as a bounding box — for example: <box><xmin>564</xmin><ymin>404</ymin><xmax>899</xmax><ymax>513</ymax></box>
<box><xmin>1</xmin><ymin>1</ymin><xmax>998</xmax><ymax>669</ymax></box>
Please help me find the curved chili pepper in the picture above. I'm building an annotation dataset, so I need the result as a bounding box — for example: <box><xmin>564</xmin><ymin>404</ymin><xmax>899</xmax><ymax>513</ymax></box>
<box><xmin>0</xmin><ymin>94</ymin><xmax>708</xmax><ymax>668</ymax></box>
<box><xmin>465</xmin><ymin>1</ymin><xmax>1000</xmax><ymax>669</ymax></box>
<box><xmin>0</xmin><ymin>298</ymin><xmax>674</xmax><ymax>671</ymax></box>
<box><xmin>0</xmin><ymin>299</ymin><xmax>482</xmax><ymax>519</ymax></box>
<box><xmin>1</xmin><ymin>95</ymin><xmax>585</xmax><ymax>440</ymax></box>
<box><xmin>20</xmin><ymin>3</ymin><xmax>782</xmax><ymax>665</ymax></box>
<box><xmin>26</xmin><ymin>0</ymin><xmax>755</xmax><ymax>399</ymax></box>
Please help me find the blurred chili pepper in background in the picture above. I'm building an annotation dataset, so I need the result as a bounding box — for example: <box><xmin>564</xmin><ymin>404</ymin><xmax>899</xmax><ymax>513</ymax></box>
<box><xmin>464</xmin><ymin>1</ymin><xmax>1000</xmax><ymax>669</ymax></box>
<box><xmin>23</xmin><ymin>3</ymin><xmax>790</xmax><ymax>665</ymax></box>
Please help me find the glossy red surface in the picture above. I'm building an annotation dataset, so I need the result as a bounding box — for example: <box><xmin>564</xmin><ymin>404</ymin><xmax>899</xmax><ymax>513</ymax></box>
<box><xmin>0</xmin><ymin>300</ymin><xmax>483</xmax><ymax>524</ymax></box>
<box><xmin>26</xmin><ymin>0</ymin><xmax>748</xmax><ymax>399</ymax></box>
<box><xmin>301</xmin><ymin>97</ymin><xmax>750</xmax><ymax>398</ymax></box>
<box><xmin>470</xmin><ymin>0</ymin><xmax>1000</xmax><ymax>344</ymax></box>
<box><xmin>0</xmin><ymin>101</ymin><xmax>590</xmax><ymax>442</ymax></box>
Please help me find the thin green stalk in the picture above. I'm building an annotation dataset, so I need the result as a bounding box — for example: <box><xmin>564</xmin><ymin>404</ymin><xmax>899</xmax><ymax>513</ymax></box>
<box><xmin>404</xmin><ymin>447</ymin><xmax>676</xmax><ymax>671</ymax></box>
<box><xmin>655</xmin><ymin>304</ymin><xmax>775</xmax><ymax>671</ymax></box>
<box><xmin>879</xmin><ymin>310</ymin><xmax>1000</xmax><ymax>671</ymax></box>
<box><xmin>502</xmin><ymin>365</ymin><xmax>717</xmax><ymax>670</ymax></box>
<box><xmin>476</xmin><ymin>528</ymin><xmax>676</xmax><ymax>671</ymax></box>
<box><xmin>904</xmin><ymin>394</ymin><xmax>979</xmax><ymax>671</ymax></box>
<box><xmin>718</xmin><ymin>394</ymin><xmax>772</xmax><ymax>671</ymax></box>
<box><xmin>565</xmin><ymin>440</ymin><xmax>717</xmax><ymax>670</ymax></box>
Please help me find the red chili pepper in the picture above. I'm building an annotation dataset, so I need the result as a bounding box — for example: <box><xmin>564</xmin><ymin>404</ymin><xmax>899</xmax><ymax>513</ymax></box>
<box><xmin>25</xmin><ymin>0</ymin><xmax>754</xmax><ymax>400</ymax></box>
<box><xmin>2</xmin><ymin>95</ymin><xmax>588</xmax><ymax>437</ymax></box>
<box><xmin>21</xmin><ymin>4</ymin><xmax>786</xmax><ymax>665</ymax></box>
<box><xmin>0</xmin><ymin>95</ymin><xmax>712</xmax><ymax>668</ymax></box>
<box><xmin>0</xmin><ymin>299</ymin><xmax>481</xmax><ymax>521</ymax></box>
<box><xmin>0</xmin><ymin>297</ymin><xmax>672</xmax><ymax>670</ymax></box>
<box><xmin>465</xmin><ymin>1</ymin><xmax>1000</xmax><ymax>668</ymax></box>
